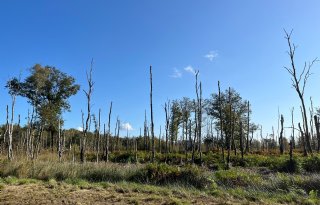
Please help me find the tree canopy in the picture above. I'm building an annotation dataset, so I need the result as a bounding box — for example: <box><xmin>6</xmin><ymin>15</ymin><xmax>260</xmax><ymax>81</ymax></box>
<box><xmin>7</xmin><ymin>64</ymin><xmax>80</xmax><ymax>132</ymax></box>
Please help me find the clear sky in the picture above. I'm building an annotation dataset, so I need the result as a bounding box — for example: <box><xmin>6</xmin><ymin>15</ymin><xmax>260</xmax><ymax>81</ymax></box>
<box><xmin>1</xmin><ymin>0</ymin><xmax>320</xmax><ymax>138</ymax></box>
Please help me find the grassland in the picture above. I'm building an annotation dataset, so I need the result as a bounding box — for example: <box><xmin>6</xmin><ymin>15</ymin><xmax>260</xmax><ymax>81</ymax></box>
<box><xmin>0</xmin><ymin>152</ymin><xmax>320</xmax><ymax>204</ymax></box>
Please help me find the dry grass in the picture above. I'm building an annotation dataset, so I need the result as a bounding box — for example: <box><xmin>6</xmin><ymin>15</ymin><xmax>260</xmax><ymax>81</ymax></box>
<box><xmin>0</xmin><ymin>180</ymin><xmax>251</xmax><ymax>205</ymax></box>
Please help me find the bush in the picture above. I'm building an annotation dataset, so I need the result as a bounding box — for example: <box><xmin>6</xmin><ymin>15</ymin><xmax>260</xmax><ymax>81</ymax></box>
<box><xmin>131</xmin><ymin>163</ymin><xmax>212</xmax><ymax>189</ymax></box>
<box><xmin>275</xmin><ymin>159</ymin><xmax>300</xmax><ymax>173</ymax></box>
<box><xmin>214</xmin><ymin>168</ymin><xmax>263</xmax><ymax>188</ymax></box>
<box><xmin>112</xmin><ymin>152</ymin><xmax>136</xmax><ymax>163</ymax></box>
<box><xmin>302</xmin><ymin>156</ymin><xmax>320</xmax><ymax>172</ymax></box>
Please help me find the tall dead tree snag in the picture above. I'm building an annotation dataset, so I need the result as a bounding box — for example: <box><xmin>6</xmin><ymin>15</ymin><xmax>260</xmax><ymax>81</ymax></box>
<box><xmin>94</xmin><ymin>109</ymin><xmax>101</xmax><ymax>163</ymax></box>
<box><xmin>218</xmin><ymin>81</ymin><xmax>225</xmax><ymax>162</ymax></box>
<box><xmin>227</xmin><ymin>87</ymin><xmax>232</xmax><ymax>166</ymax></box>
<box><xmin>245</xmin><ymin>101</ymin><xmax>250</xmax><ymax>153</ymax></box>
<box><xmin>150</xmin><ymin>65</ymin><xmax>155</xmax><ymax>162</ymax></box>
<box><xmin>58</xmin><ymin>118</ymin><xmax>62</xmax><ymax>162</ymax></box>
<box><xmin>314</xmin><ymin>115</ymin><xmax>320</xmax><ymax>152</ymax></box>
<box><xmin>2</xmin><ymin>105</ymin><xmax>9</xmax><ymax>155</ymax></box>
<box><xmin>6</xmin><ymin>78</ymin><xmax>20</xmax><ymax>161</ymax></box>
<box><xmin>284</xmin><ymin>30</ymin><xmax>317</xmax><ymax>155</ymax></box>
<box><xmin>239</xmin><ymin>121</ymin><xmax>244</xmax><ymax>160</ymax></box>
<box><xmin>81</xmin><ymin>60</ymin><xmax>94</xmax><ymax>163</ymax></box>
<box><xmin>105</xmin><ymin>102</ymin><xmax>112</xmax><ymax>162</ymax></box>
<box><xmin>291</xmin><ymin>108</ymin><xmax>295</xmax><ymax>149</ymax></box>
<box><xmin>164</xmin><ymin>102</ymin><xmax>170</xmax><ymax>163</ymax></box>
<box><xmin>298</xmin><ymin>122</ymin><xmax>307</xmax><ymax>156</ymax></box>
<box><xmin>195</xmin><ymin>71</ymin><xmax>202</xmax><ymax>164</ymax></box>
<box><xmin>279</xmin><ymin>114</ymin><xmax>284</xmax><ymax>154</ymax></box>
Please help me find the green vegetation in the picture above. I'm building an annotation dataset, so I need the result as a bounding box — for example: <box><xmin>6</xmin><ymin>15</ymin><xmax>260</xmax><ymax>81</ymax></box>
<box><xmin>1</xmin><ymin>153</ymin><xmax>320</xmax><ymax>204</ymax></box>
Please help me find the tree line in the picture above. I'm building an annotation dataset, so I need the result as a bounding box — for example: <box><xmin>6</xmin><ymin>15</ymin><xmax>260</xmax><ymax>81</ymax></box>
<box><xmin>1</xmin><ymin>31</ymin><xmax>320</xmax><ymax>166</ymax></box>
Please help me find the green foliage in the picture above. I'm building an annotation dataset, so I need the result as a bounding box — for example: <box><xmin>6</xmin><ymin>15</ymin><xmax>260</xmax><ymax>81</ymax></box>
<box><xmin>302</xmin><ymin>156</ymin><xmax>320</xmax><ymax>172</ymax></box>
<box><xmin>214</xmin><ymin>168</ymin><xmax>263</xmax><ymax>187</ymax></box>
<box><xmin>7</xmin><ymin>64</ymin><xmax>80</xmax><ymax>132</ymax></box>
<box><xmin>112</xmin><ymin>152</ymin><xmax>136</xmax><ymax>163</ymax></box>
<box><xmin>132</xmin><ymin>163</ymin><xmax>212</xmax><ymax>189</ymax></box>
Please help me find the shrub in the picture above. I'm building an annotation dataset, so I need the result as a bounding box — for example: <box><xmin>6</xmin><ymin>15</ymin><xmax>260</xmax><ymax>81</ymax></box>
<box><xmin>214</xmin><ymin>168</ymin><xmax>263</xmax><ymax>188</ymax></box>
<box><xmin>131</xmin><ymin>163</ymin><xmax>212</xmax><ymax>189</ymax></box>
<box><xmin>302</xmin><ymin>156</ymin><xmax>320</xmax><ymax>172</ymax></box>
<box><xmin>112</xmin><ymin>152</ymin><xmax>136</xmax><ymax>163</ymax></box>
<box><xmin>275</xmin><ymin>159</ymin><xmax>300</xmax><ymax>173</ymax></box>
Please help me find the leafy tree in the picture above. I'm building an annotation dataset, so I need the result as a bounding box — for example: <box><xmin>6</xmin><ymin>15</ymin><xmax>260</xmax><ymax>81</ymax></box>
<box><xmin>206</xmin><ymin>88</ymin><xmax>250</xmax><ymax>149</ymax></box>
<box><xmin>8</xmin><ymin>64</ymin><xmax>80</xmax><ymax>148</ymax></box>
<box><xmin>169</xmin><ymin>100</ymin><xmax>182</xmax><ymax>151</ymax></box>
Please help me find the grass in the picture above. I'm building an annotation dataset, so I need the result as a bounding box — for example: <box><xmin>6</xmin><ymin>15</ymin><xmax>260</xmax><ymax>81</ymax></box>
<box><xmin>1</xmin><ymin>152</ymin><xmax>320</xmax><ymax>204</ymax></box>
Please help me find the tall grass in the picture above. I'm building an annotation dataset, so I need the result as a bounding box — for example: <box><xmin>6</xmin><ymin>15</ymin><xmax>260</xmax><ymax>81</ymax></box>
<box><xmin>0</xmin><ymin>159</ymin><xmax>213</xmax><ymax>189</ymax></box>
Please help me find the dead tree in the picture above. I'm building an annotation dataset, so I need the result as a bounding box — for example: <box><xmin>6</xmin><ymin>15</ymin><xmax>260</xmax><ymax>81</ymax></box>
<box><xmin>291</xmin><ymin>107</ymin><xmax>295</xmax><ymax>149</ymax></box>
<box><xmin>310</xmin><ymin>97</ymin><xmax>315</xmax><ymax>149</ymax></box>
<box><xmin>159</xmin><ymin>126</ymin><xmax>162</xmax><ymax>153</ymax></box>
<box><xmin>246</xmin><ymin>101</ymin><xmax>250</xmax><ymax>153</ymax></box>
<box><xmin>298</xmin><ymin>122</ymin><xmax>307</xmax><ymax>156</ymax></box>
<box><xmin>106</xmin><ymin>102</ymin><xmax>112</xmax><ymax>162</ymax></box>
<box><xmin>284</xmin><ymin>30</ymin><xmax>317</xmax><ymax>155</ymax></box>
<box><xmin>279</xmin><ymin>114</ymin><xmax>284</xmax><ymax>154</ymax></box>
<box><xmin>192</xmin><ymin>100</ymin><xmax>197</xmax><ymax>164</ymax></box>
<box><xmin>115</xmin><ymin>117</ymin><xmax>120</xmax><ymax>151</ymax></box>
<box><xmin>150</xmin><ymin>65</ymin><xmax>155</xmax><ymax>162</ymax></box>
<box><xmin>218</xmin><ymin>81</ymin><xmax>225</xmax><ymax>162</ymax></box>
<box><xmin>81</xmin><ymin>59</ymin><xmax>94</xmax><ymax>163</ymax></box>
<box><xmin>232</xmin><ymin>108</ymin><xmax>236</xmax><ymax>156</ymax></box>
<box><xmin>2</xmin><ymin>105</ymin><xmax>9</xmax><ymax>155</ymax></box>
<box><xmin>58</xmin><ymin>118</ymin><xmax>62</xmax><ymax>162</ymax></box>
<box><xmin>95</xmin><ymin>109</ymin><xmax>101</xmax><ymax>163</ymax></box>
<box><xmin>239</xmin><ymin>121</ymin><xmax>244</xmax><ymax>160</ymax></box>
<box><xmin>314</xmin><ymin>115</ymin><xmax>320</xmax><ymax>152</ymax></box>
<box><xmin>7</xmin><ymin>96</ymin><xmax>16</xmax><ymax>161</ymax></box>
<box><xmin>144</xmin><ymin>110</ymin><xmax>148</xmax><ymax>151</ymax></box>
<box><xmin>164</xmin><ymin>102</ymin><xmax>170</xmax><ymax>162</ymax></box>
<box><xmin>227</xmin><ymin>87</ymin><xmax>232</xmax><ymax>165</ymax></box>
<box><xmin>195</xmin><ymin>71</ymin><xmax>202</xmax><ymax>164</ymax></box>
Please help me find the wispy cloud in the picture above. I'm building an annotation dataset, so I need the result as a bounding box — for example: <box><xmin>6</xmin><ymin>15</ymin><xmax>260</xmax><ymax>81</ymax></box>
<box><xmin>170</xmin><ymin>68</ymin><xmax>182</xmax><ymax>78</ymax></box>
<box><xmin>204</xmin><ymin>51</ymin><xmax>218</xmax><ymax>61</ymax></box>
<box><xmin>184</xmin><ymin>65</ymin><xmax>196</xmax><ymax>75</ymax></box>
<box><xmin>121</xmin><ymin>122</ymin><xmax>133</xmax><ymax>131</ymax></box>
<box><xmin>77</xmin><ymin>126</ymin><xmax>83</xmax><ymax>132</ymax></box>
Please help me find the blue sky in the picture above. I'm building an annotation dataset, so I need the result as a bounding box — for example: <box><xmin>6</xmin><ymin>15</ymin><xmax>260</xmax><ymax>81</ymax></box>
<box><xmin>1</xmin><ymin>1</ymin><xmax>320</xmax><ymax>138</ymax></box>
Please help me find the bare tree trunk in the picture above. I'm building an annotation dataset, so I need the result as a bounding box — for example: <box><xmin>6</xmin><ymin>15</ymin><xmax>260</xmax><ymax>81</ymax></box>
<box><xmin>134</xmin><ymin>137</ymin><xmax>138</xmax><ymax>162</ymax></box>
<box><xmin>164</xmin><ymin>102</ymin><xmax>170</xmax><ymax>163</ymax></box>
<box><xmin>314</xmin><ymin>115</ymin><xmax>320</xmax><ymax>152</ymax></box>
<box><xmin>227</xmin><ymin>87</ymin><xmax>232</xmax><ymax>166</ymax></box>
<box><xmin>81</xmin><ymin>59</ymin><xmax>94</xmax><ymax>163</ymax></box>
<box><xmin>240</xmin><ymin>121</ymin><xmax>244</xmax><ymax>160</ymax></box>
<box><xmin>96</xmin><ymin>109</ymin><xmax>101</xmax><ymax>163</ymax></box>
<box><xmin>218</xmin><ymin>81</ymin><xmax>225</xmax><ymax>162</ymax></box>
<box><xmin>192</xmin><ymin>101</ymin><xmax>197</xmax><ymax>164</ymax></box>
<box><xmin>144</xmin><ymin>110</ymin><xmax>148</xmax><ymax>151</ymax></box>
<box><xmin>58</xmin><ymin>119</ymin><xmax>62</xmax><ymax>162</ymax></box>
<box><xmin>159</xmin><ymin>126</ymin><xmax>161</xmax><ymax>153</ymax></box>
<box><xmin>198</xmin><ymin>81</ymin><xmax>202</xmax><ymax>164</ymax></box>
<box><xmin>279</xmin><ymin>114</ymin><xmax>284</xmax><ymax>154</ymax></box>
<box><xmin>3</xmin><ymin>105</ymin><xmax>9</xmax><ymax>155</ymax></box>
<box><xmin>284</xmin><ymin>31</ymin><xmax>316</xmax><ymax>156</ymax></box>
<box><xmin>246</xmin><ymin>101</ymin><xmax>250</xmax><ymax>153</ymax></box>
<box><xmin>106</xmin><ymin>102</ymin><xmax>112</xmax><ymax>162</ymax></box>
<box><xmin>298</xmin><ymin>122</ymin><xmax>307</xmax><ymax>156</ymax></box>
<box><xmin>8</xmin><ymin>94</ymin><xmax>16</xmax><ymax>161</ymax></box>
<box><xmin>116</xmin><ymin>118</ymin><xmax>120</xmax><ymax>151</ymax></box>
<box><xmin>232</xmin><ymin>109</ymin><xmax>236</xmax><ymax>156</ymax></box>
<box><xmin>291</xmin><ymin>108</ymin><xmax>295</xmax><ymax>149</ymax></box>
<box><xmin>150</xmin><ymin>66</ymin><xmax>155</xmax><ymax>162</ymax></box>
